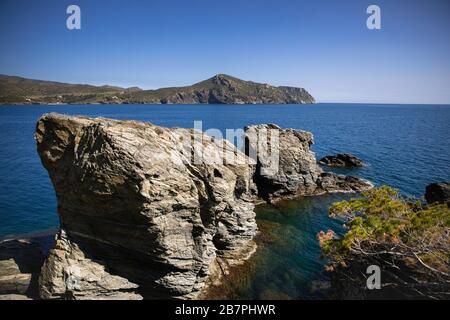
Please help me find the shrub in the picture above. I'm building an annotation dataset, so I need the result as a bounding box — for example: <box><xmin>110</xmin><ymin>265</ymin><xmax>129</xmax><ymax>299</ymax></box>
<box><xmin>319</xmin><ymin>186</ymin><xmax>450</xmax><ymax>299</ymax></box>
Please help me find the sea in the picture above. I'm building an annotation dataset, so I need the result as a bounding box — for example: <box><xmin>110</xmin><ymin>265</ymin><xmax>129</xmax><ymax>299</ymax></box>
<box><xmin>0</xmin><ymin>103</ymin><xmax>449</xmax><ymax>299</ymax></box>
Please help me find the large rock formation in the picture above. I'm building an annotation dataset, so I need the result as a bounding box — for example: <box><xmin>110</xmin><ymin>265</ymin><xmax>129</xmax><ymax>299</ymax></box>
<box><xmin>35</xmin><ymin>113</ymin><xmax>257</xmax><ymax>299</ymax></box>
<box><xmin>34</xmin><ymin>115</ymin><xmax>373</xmax><ymax>300</ymax></box>
<box><xmin>245</xmin><ymin>124</ymin><xmax>373</xmax><ymax>201</ymax></box>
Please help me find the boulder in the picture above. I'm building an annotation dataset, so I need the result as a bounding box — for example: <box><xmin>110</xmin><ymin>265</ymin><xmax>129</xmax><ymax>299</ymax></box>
<box><xmin>244</xmin><ymin>124</ymin><xmax>372</xmax><ymax>201</ymax></box>
<box><xmin>316</xmin><ymin>172</ymin><xmax>374</xmax><ymax>194</ymax></box>
<box><xmin>318</xmin><ymin>153</ymin><xmax>364</xmax><ymax>168</ymax></box>
<box><xmin>34</xmin><ymin>115</ymin><xmax>373</xmax><ymax>300</ymax></box>
<box><xmin>35</xmin><ymin>113</ymin><xmax>258</xmax><ymax>300</ymax></box>
<box><xmin>425</xmin><ymin>182</ymin><xmax>450</xmax><ymax>207</ymax></box>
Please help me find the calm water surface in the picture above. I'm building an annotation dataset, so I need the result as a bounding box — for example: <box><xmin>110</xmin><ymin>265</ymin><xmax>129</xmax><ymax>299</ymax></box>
<box><xmin>0</xmin><ymin>103</ymin><xmax>449</xmax><ymax>298</ymax></box>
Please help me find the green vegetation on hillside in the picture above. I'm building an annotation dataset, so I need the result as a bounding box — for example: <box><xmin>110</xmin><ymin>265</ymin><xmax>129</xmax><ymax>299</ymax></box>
<box><xmin>0</xmin><ymin>74</ymin><xmax>315</xmax><ymax>105</ymax></box>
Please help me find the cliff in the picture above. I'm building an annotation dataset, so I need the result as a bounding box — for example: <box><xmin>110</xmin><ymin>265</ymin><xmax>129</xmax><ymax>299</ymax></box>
<box><xmin>32</xmin><ymin>114</ymin><xmax>371</xmax><ymax>300</ymax></box>
<box><xmin>0</xmin><ymin>74</ymin><xmax>315</xmax><ymax>105</ymax></box>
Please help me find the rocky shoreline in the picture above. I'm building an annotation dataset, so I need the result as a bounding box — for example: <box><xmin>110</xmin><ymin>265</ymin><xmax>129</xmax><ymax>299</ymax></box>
<box><xmin>1</xmin><ymin>113</ymin><xmax>373</xmax><ymax>300</ymax></box>
<box><xmin>0</xmin><ymin>74</ymin><xmax>316</xmax><ymax>105</ymax></box>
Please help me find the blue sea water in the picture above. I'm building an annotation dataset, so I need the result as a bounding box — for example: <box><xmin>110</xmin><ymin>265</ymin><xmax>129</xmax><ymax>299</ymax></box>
<box><xmin>0</xmin><ymin>103</ymin><xmax>449</xmax><ymax>298</ymax></box>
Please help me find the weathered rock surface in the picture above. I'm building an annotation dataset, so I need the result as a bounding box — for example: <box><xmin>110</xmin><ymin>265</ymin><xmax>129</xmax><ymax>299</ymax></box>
<box><xmin>35</xmin><ymin>113</ymin><xmax>258</xmax><ymax>300</ymax></box>
<box><xmin>244</xmin><ymin>124</ymin><xmax>373</xmax><ymax>201</ymax></box>
<box><xmin>0</xmin><ymin>235</ymin><xmax>52</xmax><ymax>300</ymax></box>
<box><xmin>318</xmin><ymin>153</ymin><xmax>364</xmax><ymax>168</ymax></box>
<box><xmin>34</xmin><ymin>115</ymin><xmax>373</xmax><ymax>300</ymax></box>
<box><xmin>425</xmin><ymin>182</ymin><xmax>450</xmax><ymax>207</ymax></box>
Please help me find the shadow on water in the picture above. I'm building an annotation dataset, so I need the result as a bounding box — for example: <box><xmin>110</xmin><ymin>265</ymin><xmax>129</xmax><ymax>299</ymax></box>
<box><xmin>206</xmin><ymin>193</ymin><xmax>350</xmax><ymax>300</ymax></box>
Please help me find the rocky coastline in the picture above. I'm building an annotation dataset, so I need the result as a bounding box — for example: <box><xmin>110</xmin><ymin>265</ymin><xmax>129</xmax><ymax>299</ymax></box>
<box><xmin>1</xmin><ymin>113</ymin><xmax>373</xmax><ymax>300</ymax></box>
<box><xmin>0</xmin><ymin>74</ymin><xmax>315</xmax><ymax>105</ymax></box>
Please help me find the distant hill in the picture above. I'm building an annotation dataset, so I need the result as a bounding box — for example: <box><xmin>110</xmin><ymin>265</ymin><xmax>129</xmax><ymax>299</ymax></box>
<box><xmin>0</xmin><ymin>74</ymin><xmax>315</xmax><ymax>105</ymax></box>
<box><xmin>0</xmin><ymin>75</ymin><xmax>141</xmax><ymax>104</ymax></box>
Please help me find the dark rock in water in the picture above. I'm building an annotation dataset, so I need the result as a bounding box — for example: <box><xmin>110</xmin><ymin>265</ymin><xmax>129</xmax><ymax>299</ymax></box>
<box><xmin>318</xmin><ymin>153</ymin><xmax>364</xmax><ymax>168</ymax></box>
<box><xmin>0</xmin><ymin>235</ymin><xmax>53</xmax><ymax>300</ymax></box>
<box><xmin>425</xmin><ymin>182</ymin><xmax>450</xmax><ymax>207</ymax></box>
<box><xmin>35</xmin><ymin>113</ymin><xmax>258</xmax><ymax>300</ymax></box>
<box><xmin>244</xmin><ymin>124</ymin><xmax>373</xmax><ymax>201</ymax></box>
<box><xmin>316</xmin><ymin>172</ymin><xmax>373</xmax><ymax>193</ymax></box>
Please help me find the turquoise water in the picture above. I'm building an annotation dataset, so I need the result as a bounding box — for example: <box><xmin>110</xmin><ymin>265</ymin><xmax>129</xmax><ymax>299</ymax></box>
<box><xmin>0</xmin><ymin>103</ymin><xmax>449</xmax><ymax>298</ymax></box>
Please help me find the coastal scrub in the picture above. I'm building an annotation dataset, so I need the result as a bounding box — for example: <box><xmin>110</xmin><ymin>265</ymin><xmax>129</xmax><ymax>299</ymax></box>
<box><xmin>318</xmin><ymin>186</ymin><xmax>450</xmax><ymax>299</ymax></box>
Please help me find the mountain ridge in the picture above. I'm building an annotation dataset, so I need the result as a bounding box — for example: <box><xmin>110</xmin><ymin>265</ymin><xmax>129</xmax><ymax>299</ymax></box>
<box><xmin>0</xmin><ymin>74</ymin><xmax>315</xmax><ymax>105</ymax></box>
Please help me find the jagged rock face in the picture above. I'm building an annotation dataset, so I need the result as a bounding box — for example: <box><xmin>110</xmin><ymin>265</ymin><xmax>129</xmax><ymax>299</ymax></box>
<box><xmin>425</xmin><ymin>182</ymin><xmax>450</xmax><ymax>207</ymax></box>
<box><xmin>34</xmin><ymin>115</ymin><xmax>373</xmax><ymax>300</ymax></box>
<box><xmin>318</xmin><ymin>153</ymin><xmax>364</xmax><ymax>168</ymax></box>
<box><xmin>244</xmin><ymin>124</ymin><xmax>373</xmax><ymax>201</ymax></box>
<box><xmin>35</xmin><ymin>113</ymin><xmax>257</xmax><ymax>300</ymax></box>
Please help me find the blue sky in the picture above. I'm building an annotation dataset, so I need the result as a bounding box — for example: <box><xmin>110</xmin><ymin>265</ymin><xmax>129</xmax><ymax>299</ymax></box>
<box><xmin>1</xmin><ymin>0</ymin><xmax>449</xmax><ymax>104</ymax></box>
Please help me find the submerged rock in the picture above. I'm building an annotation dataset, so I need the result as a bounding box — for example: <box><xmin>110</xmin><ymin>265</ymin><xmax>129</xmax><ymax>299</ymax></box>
<box><xmin>425</xmin><ymin>182</ymin><xmax>450</xmax><ymax>207</ymax></box>
<box><xmin>244</xmin><ymin>124</ymin><xmax>372</xmax><ymax>201</ymax></box>
<box><xmin>35</xmin><ymin>113</ymin><xmax>257</xmax><ymax>300</ymax></box>
<box><xmin>318</xmin><ymin>153</ymin><xmax>364</xmax><ymax>168</ymax></box>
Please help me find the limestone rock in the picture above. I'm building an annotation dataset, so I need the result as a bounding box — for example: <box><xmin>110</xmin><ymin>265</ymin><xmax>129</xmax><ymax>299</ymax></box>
<box><xmin>244</xmin><ymin>124</ymin><xmax>372</xmax><ymax>201</ymax></box>
<box><xmin>318</xmin><ymin>153</ymin><xmax>364</xmax><ymax>168</ymax></box>
<box><xmin>35</xmin><ymin>113</ymin><xmax>258</xmax><ymax>299</ymax></box>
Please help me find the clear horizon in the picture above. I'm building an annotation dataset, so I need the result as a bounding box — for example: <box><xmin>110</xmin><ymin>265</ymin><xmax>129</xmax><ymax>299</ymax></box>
<box><xmin>1</xmin><ymin>0</ymin><xmax>450</xmax><ymax>104</ymax></box>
